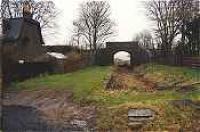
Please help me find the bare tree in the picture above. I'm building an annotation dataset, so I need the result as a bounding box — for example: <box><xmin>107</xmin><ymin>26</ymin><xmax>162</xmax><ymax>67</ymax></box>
<box><xmin>177</xmin><ymin>0</ymin><xmax>200</xmax><ymax>56</ymax></box>
<box><xmin>72</xmin><ymin>1</ymin><xmax>115</xmax><ymax>62</ymax></box>
<box><xmin>175</xmin><ymin>0</ymin><xmax>199</xmax><ymax>45</ymax></box>
<box><xmin>133</xmin><ymin>30</ymin><xmax>155</xmax><ymax>50</ymax></box>
<box><xmin>146</xmin><ymin>0</ymin><xmax>199</xmax><ymax>56</ymax></box>
<box><xmin>146</xmin><ymin>0</ymin><xmax>182</xmax><ymax>56</ymax></box>
<box><xmin>72</xmin><ymin>21</ymin><xmax>82</xmax><ymax>48</ymax></box>
<box><xmin>1</xmin><ymin>0</ymin><xmax>58</xmax><ymax>30</ymax></box>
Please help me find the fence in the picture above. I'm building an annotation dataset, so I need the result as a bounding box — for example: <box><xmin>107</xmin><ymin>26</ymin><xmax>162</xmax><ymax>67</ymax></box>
<box><xmin>182</xmin><ymin>57</ymin><xmax>200</xmax><ymax>68</ymax></box>
<box><xmin>151</xmin><ymin>49</ymin><xmax>200</xmax><ymax>68</ymax></box>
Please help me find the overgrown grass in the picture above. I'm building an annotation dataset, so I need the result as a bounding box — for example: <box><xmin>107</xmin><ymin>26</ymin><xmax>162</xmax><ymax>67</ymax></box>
<box><xmin>12</xmin><ymin>66</ymin><xmax>111</xmax><ymax>102</ymax></box>
<box><xmin>12</xmin><ymin>64</ymin><xmax>200</xmax><ymax>104</ymax></box>
<box><xmin>10</xmin><ymin>64</ymin><xmax>200</xmax><ymax>130</ymax></box>
<box><xmin>144</xmin><ymin>63</ymin><xmax>200</xmax><ymax>82</ymax></box>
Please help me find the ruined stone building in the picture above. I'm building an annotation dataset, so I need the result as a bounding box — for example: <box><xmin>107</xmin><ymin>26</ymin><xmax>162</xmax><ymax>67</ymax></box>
<box><xmin>2</xmin><ymin>6</ymin><xmax>45</xmax><ymax>63</ymax></box>
<box><xmin>1</xmin><ymin>2</ymin><xmax>66</xmax><ymax>83</ymax></box>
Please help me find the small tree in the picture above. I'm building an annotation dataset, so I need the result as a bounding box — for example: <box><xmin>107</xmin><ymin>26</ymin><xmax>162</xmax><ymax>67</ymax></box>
<box><xmin>133</xmin><ymin>30</ymin><xmax>155</xmax><ymax>50</ymax></box>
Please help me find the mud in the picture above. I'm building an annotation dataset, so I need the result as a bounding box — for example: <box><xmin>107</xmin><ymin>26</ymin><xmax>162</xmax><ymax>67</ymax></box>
<box><xmin>2</xmin><ymin>89</ymin><xmax>96</xmax><ymax>131</ymax></box>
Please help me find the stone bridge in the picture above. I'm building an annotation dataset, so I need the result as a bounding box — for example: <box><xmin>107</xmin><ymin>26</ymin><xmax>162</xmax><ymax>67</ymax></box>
<box><xmin>44</xmin><ymin>45</ymin><xmax>73</xmax><ymax>54</ymax></box>
<box><xmin>96</xmin><ymin>41</ymin><xmax>150</xmax><ymax>65</ymax></box>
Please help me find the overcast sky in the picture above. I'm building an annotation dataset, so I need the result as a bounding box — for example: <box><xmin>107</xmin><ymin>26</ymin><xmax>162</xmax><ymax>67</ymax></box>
<box><xmin>44</xmin><ymin>0</ymin><xmax>153</xmax><ymax>45</ymax></box>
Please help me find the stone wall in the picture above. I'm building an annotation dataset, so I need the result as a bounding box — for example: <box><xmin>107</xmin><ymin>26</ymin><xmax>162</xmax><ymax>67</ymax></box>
<box><xmin>17</xmin><ymin>20</ymin><xmax>45</xmax><ymax>62</ymax></box>
<box><xmin>2</xmin><ymin>18</ymin><xmax>45</xmax><ymax>63</ymax></box>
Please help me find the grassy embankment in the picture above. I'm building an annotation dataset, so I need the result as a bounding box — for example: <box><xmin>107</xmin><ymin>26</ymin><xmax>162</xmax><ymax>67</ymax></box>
<box><xmin>11</xmin><ymin>64</ymin><xmax>200</xmax><ymax>130</ymax></box>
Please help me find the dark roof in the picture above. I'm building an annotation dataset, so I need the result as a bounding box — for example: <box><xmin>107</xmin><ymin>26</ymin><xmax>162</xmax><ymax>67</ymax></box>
<box><xmin>3</xmin><ymin>17</ymin><xmax>44</xmax><ymax>44</ymax></box>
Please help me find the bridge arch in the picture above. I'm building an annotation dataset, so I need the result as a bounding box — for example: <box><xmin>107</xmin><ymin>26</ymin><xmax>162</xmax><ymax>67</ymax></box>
<box><xmin>96</xmin><ymin>41</ymin><xmax>150</xmax><ymax>65</ymax></box>
<box><xmin>112</xmin><ymin>50</ymin><xmax>132</xmax><ymax>65</ymax></box>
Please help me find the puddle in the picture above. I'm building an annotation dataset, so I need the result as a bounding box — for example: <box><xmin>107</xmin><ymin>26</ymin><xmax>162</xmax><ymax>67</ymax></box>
<box><xmin>2</xmin><ymin>105</ymin><xmax>79</xmax><ymax>132</ymax></box>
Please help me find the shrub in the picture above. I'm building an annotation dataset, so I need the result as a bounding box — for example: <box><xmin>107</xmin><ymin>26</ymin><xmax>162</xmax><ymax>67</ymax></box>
<box><xmin>63</xmin><ymin>52</ymin><xmax>88</xmax><ymax>72</ymax></box>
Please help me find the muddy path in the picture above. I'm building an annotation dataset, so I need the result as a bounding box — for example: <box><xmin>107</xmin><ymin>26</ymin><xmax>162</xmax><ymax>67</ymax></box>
<box><xmin>2</xmin><ymin>89</ymin><xmax>96</xmax><ymax>132</ymax></box>
<box><xmin>106</xmin><ymin>67</ymin><xmax>157</xmax><ymax>92</ymax></box>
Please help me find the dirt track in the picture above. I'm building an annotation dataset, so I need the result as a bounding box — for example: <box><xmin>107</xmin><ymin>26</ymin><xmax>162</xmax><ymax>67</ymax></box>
<box><xmin>106</xmin><ymin>67</ymin><xmax>157</xmax><ymax>91</ymax></box>
<box><xmin>2</xmin><ymin>89</ymin><xmax>96</xmax><ymax>131</ymax></box>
